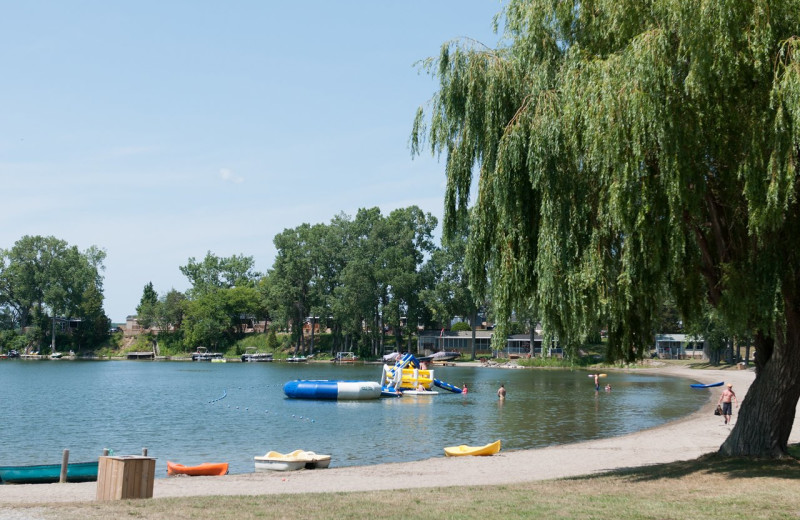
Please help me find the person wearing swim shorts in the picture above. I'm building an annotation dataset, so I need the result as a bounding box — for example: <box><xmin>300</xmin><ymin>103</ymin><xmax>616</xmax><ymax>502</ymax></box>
<box><xmin>718</xmin><ymin>383</ymin><xmax>738</xmax><ymax>425</ymax></box>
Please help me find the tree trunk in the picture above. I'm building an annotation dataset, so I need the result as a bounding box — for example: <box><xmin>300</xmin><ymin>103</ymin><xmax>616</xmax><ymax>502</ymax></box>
<box><xmin>719</xmin><ymin>323</ymin><xmax>800</xmax><ymax>457</ymax></box>
<box><xmin>529</xmin><ymin>323</ymin><xmax>535</xmax><ymax>358</ymax></box>
<box><xmin>744</xmin><ymin>339</ymin><xmax>751</xmax><ymax>367</ymax></box>
<box><xmin>395</xmin><ymin>323</ymin><xmax>401</xmax><ymax>352</ymax></box>
<box><xmin>471</xmin><ymin>311</ymin><xmax>478</xmax><ymax>360</ymax></box>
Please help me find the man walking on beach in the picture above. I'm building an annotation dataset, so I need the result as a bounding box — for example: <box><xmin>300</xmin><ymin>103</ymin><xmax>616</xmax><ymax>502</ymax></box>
<box><xmin>718</xmin><ymin>383</ymin><xmax>738</xmax><ymax>425</ymax></box>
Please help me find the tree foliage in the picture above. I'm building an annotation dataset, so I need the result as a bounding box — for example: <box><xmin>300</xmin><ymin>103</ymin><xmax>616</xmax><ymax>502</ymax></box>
<box><xmin>0</xmin><ymin>235</ymin><xmax>108</xmax><ymax>351</ymax></box>
<box><xmin>420</xmin><ymin>226</ymin><xmax>477</xmax><ymax>329</ymax></box>
<box><xmin>180</xmin><ymin>251</ymin><xmax>261</xmax><ymax>297</ymax></box>
<box><xmin>264</xmin><ymin>207</ymin><xmax>437</xmax><ymax>357</ymax></box>
<box><xmin>413</xmin><ymin>0</ymin><xmax>800</xmax><ymax>457</ymax></box>
<box><xmin>136</xmin><ymin>282</ymin><xmax>159</xmax><ymax>329</ymax></box>
<box><xmin>182</xmin><ymin>286</ymin><xmax>262</xmax><ymax>350</ymax></box>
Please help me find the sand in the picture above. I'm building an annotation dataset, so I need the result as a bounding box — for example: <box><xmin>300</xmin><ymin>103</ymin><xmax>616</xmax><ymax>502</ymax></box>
<box><xmin>1</xmin><ymin>364</ymin><xmax>797</xmax><ymax>505</ymax></box>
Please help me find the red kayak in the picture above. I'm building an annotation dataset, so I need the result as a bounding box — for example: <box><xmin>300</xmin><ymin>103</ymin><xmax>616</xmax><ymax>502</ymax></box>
<box><xmin>166</xmin><ymin>461</ymin><xmax>229</xmax><ymax>476</ymax></box>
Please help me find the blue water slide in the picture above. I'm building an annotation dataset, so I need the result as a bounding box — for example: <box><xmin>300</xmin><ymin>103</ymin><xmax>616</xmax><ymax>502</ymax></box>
<box><xmin>398</xmin><ymin>353</ymin><xmax>417</xmax><ymax>369</ymax></box>
<box><xmin>433</xmin><ymin>379</ymin><xmax>462</xmax><ymax>393</ymax></box>
<box><xmin>387</xmin><ymin>353</ymin><xmax>417</xmax><ymax>379</ymax></box>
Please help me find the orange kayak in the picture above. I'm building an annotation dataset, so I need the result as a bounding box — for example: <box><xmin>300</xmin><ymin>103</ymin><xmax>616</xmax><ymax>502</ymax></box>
<box><xmin>166</xmin><ymin>461</ymin><xmax>229</xmax><ymax>476</ymax></box>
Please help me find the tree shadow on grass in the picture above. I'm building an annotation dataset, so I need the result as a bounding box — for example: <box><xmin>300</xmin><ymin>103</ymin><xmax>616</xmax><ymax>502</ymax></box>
<box><xmin>685</xmin><ymin>361</ymin><xmax>743</xmax><ymax>370</ymax></box>
<box><xmin>566</xmin><ymin>444</ymin><xmax>800</xmax><ymax>483</ymax></box>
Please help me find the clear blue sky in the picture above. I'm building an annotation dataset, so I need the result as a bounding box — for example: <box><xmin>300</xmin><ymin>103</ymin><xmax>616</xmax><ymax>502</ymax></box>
<box><xmin>0</xmin><ymin>1</ymin><xmax>503</xmax><ymax>323</ymax></box>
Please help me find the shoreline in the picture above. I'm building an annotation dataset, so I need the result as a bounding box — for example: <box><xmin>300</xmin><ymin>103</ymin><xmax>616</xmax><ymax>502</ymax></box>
<box><xmin>2</xmin><ymin>364</ymin><xmax>797</xmax><ymax>505</ymax></box>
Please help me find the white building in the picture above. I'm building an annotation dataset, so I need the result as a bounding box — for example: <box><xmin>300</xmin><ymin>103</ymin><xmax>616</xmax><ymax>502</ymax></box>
<box><xmin>654</xmin><ymin>333</ymin><xmax>706</xmax><ymax>359</ymax></box>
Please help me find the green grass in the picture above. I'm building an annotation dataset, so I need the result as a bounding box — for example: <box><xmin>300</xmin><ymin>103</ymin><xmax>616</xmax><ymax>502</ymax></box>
<box><xmin>15</xmin><ymin>451</ymin><xmax>800</xmax><ymax>520</ymax></box>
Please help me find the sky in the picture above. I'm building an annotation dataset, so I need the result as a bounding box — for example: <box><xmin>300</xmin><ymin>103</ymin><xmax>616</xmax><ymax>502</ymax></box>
<box><xmin>0</xmin><ymin>1</ymin><xmax>504</xmax><ymax>323</ymax></box>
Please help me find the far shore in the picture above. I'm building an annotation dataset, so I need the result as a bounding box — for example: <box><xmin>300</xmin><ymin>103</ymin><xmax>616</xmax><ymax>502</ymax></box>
<box><xmin>2</xmin><ymin>362</ymin><xmax>796</xmax><ymax>505</ymax></box>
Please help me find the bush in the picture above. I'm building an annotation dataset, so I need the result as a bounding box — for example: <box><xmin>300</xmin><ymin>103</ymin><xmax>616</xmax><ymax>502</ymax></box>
<box><xmin>266</xmin><ymin>329</ymin><xmax>279</xmax><ymax>350</ymax></box>
<box><xmin>451</xmin><ymin>322</ymin><xmax>471</xmax><ymax>332</ymax></box>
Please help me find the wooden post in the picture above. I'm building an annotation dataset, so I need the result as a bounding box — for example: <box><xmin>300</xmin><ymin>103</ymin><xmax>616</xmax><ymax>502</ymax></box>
<box><xmin>141</xmin><ymin>447</ymin><xmax>148</xmax><ymax>456</ymax></box>
<box><xmin>59</xmin><ymin>449</ymin><xmax>69</xmax><ymax>483</ymax></box>
<box><xmin>103</xmin><ymin>448</ymin><xmax>109</xmax><ymax>456</ymax></box>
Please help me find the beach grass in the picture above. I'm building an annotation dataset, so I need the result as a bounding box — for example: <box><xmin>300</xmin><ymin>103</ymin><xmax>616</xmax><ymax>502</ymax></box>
<box><xmin>9</xmin><ymin>451</ymin><xmax>799</xmax><ymax>520</ymax></box>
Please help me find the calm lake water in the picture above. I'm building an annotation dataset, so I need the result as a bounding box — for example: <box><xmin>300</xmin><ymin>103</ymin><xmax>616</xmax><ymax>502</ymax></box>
<box><xmin>0</xmin><ymin>360</ymin><xmax>707</xmax><ymax>478</ymax></box>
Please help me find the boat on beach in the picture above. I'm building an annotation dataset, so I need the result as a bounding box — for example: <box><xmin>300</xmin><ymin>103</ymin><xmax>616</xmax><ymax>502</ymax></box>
<box><xmin>430</xmin><ymin>351</ymin><xmax>461</xmax><ymax>362</ymax></box>
<box><xmin>254</xmin><ymin>450</ymin><xmax>331</xmax><ymax>472</ymax></box>
<box><xmin>417</xmin><ymin>351</ymin><xmax>461</xmax><ymax>363</ymax></box>
<box><xmin>444</xmin><ymin>440</ymin><xmax>502</xmax><ymax>457</ymax></box>
<box><xmin>382</xmin><ymin>351</ymin><xmax>401</xmax><ymax>362</ymax></box>
<box><xmin>690</xmin><ymin>381</ymin><xmax>724</xmax><ymax>388</ymax></box>
<box><xmin>0</xmin><ymin>461</ymin><xmax>99</xmax><ymax>484</ymax></box>
<box><xmin>166</xmin><ymin>461</ymin><xmax>229</xmax><ymax>476</ymax></box>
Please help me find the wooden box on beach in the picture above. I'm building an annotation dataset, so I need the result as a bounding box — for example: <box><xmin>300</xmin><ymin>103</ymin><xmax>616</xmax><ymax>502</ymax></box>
<box><xmin>96</xmin><ymin>456</ymin><xmax>156</xmax><ymax>500</ymax></box>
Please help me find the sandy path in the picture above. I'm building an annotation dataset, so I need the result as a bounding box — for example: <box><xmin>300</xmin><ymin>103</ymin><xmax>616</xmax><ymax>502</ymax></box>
<box><xmin>1</xmin><ymin>365</ymin><xmax>796</xmax><ymax>504</ymax></box>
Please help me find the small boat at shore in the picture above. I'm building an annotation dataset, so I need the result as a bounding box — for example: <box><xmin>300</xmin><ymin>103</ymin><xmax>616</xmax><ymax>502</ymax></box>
<box><xmin>0</xmin><ymin>461</ymin><xmax>99</xmax><ymax>484</ymax></box>
<box><xmin>241</xmin><ymin>348</ymin><xmax>274</xmax><ymax>362</ymax></box>
<box><xmin>418</xmin><ymin>351</ymin><xmax>461</xmax><ymax>363</ymax></box>
<box><xmin>444</xmin><ymin>440</ymin><xmax>501</xmax><ymax>457</ymax></box>
<box><xmin>690</xmin><ymin>381</ymin><xmax>724</xmax><ymax>388</ymax></box>
<box><xmin>254</xmin><ymin>450</ymin><xmax>331</xmax><ymax>472</ymax></box>
<box><xmin>333</xmin><ymin>352</ymin><xmax>358</xmax><ymax>363</ymax></box>
<box><xmin>191</xmin><ymin>347</ymin><xmax>224</xmax><ymax>361</ymax></box>
<box><xmin>166</xmin><ymin>461</ymin><xmax>229</xmax><ymax>476</ymax></box>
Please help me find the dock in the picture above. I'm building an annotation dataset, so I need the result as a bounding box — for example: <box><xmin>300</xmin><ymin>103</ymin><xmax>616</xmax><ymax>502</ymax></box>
<box><xmin>126</xmin><ymin>352</ymin><xmax>155</xmax><ymax>360</ymax></box>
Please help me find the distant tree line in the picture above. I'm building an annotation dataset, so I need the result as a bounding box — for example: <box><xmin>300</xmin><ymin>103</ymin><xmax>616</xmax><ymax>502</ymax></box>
<box><xmin>134</xmin><ymin>206</ymin><xmax>485</xmax><ymax>357</ymax></box>
<box><xmin>0</xmin><ymin>221</ymin><xmax>725</xmax><ymax>361</ymax></box>
<box><xmin>0</xmin><ymin>235</ymin><xmax>109</xmax><ymax>353</ymax></box>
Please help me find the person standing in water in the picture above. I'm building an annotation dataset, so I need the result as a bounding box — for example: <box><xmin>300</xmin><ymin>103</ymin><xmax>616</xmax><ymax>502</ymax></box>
<box><xmin>461</xmin><ymin>384</ymin><xmax>468</xmax><ymax>394</ymax></box>
<box><xmin>497</xmin><ymin>384</ymin><xmax>506</xmax><ymax>400</ymax></box>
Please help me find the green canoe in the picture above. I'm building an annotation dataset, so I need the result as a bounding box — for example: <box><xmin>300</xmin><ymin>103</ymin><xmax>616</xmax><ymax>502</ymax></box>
<box><xmin>0</xmin><ymin>461</ymin><xmax>99</xmax><ymax>484</ymax></box>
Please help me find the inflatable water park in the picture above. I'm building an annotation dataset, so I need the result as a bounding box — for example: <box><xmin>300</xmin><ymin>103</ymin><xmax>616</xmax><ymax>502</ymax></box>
<box><xmin>283</xmin><ymin>353</ymin><xmax>462</xmax><ymax>400</ymax></box>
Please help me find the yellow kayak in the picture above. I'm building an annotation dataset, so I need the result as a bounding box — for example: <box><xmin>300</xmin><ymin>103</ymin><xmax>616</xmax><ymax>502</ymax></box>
<box><xmin>444</xmin><ymin>440</ymin><xmax>501</xmax><ymax>457</ymax></box>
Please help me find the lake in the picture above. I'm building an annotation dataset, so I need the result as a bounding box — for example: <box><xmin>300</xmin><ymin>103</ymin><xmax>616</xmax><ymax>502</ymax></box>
<box><xmin>0</xmin><ymin>359</ymin><xmax>706</xmax><ymax>478</ymax></box>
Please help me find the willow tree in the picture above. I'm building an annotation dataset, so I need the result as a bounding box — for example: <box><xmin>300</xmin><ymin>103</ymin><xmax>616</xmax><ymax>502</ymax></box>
<box><xmin>412</xmin><ymin>0</ymin><xmax>800</xmax><ymax>458</ymax></box>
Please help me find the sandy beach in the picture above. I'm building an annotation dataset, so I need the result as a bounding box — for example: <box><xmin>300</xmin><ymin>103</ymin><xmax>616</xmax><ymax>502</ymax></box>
<box><xmin>1</xmin><ymin>364</ymin><xmax>797</xmax><ymax>505</ymax></box>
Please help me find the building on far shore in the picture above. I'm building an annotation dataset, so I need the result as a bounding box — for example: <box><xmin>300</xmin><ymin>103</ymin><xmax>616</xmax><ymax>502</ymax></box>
<box><xmin>415</xmin><ymin>330</ymin><xmax>558</xmax><ymax>359</ymax></box>
<box><xmin>654</xmin><ymin>333</ymin><xmax>707</xmax><ymax>360</ymax></box>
